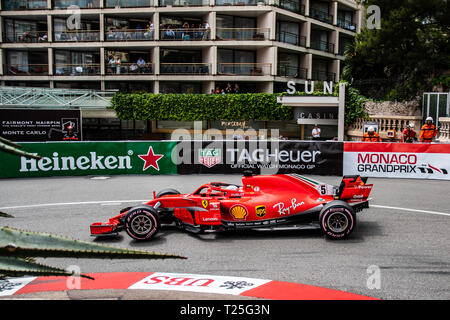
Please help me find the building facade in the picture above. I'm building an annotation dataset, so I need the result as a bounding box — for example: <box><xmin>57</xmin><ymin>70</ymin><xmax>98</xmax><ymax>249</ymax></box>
<box><xmin>1</xmin><ymin>0</ymin><xmax>362</xmax><ymax>94</ymax></box>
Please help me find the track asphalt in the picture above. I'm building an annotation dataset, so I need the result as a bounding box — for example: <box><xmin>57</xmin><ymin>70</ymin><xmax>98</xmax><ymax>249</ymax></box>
<box><xmin>1</xmin><ymin>175</ymin><xmax>449</xmax><ymax>300</ymax></box>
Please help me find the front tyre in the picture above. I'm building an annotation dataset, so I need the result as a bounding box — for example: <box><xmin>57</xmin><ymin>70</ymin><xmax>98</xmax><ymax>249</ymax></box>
<box><xmin>319</xmin><ymin>200</ymin><xmax>356</xmax><ymax>239</ymax></box>
<box><xmin>125</xmin><ymin>205</ymin><xmax>160</xmax><ymax>241</ymax></box>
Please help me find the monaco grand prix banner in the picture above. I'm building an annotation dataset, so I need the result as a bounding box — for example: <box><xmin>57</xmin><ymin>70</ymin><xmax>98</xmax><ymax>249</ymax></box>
<box><xmin>0</xmin><ymin>141</ymin><xmax>177</xmax><ymax>178</ymax></box>
<box><xmin>175</xmin><ymin>140</ymin><xmax>344</xmax><ymax>176</ymax></box>
<box><xmin>343</xmin><ymin>142</ymin><xmax>450</xmax><ymax>180</ymax></box>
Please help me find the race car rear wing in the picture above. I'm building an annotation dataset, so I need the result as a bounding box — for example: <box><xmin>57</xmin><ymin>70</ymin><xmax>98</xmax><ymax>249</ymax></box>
<box><xmin>336</xmin><ymin>175</ymin><xmax>373</xmax><ymax>203</ymax></box>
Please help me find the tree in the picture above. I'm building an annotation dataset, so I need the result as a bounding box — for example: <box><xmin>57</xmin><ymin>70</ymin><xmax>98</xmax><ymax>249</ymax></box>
<box><xmin>343</xmin><ymin>0</ymin><xmax>450</xmax><ymax>101</ymax></box>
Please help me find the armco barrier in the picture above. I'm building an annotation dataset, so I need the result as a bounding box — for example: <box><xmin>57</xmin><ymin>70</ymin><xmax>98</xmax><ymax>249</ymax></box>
<box><xmin>344</xmin><ymin>142</ymin><xmax>450</xmax><ymax>180</ymax></box>
<box><xmin>0</xmin><ymin>140</ymin><xmax>343</xmax><ymax>178</ymax></box>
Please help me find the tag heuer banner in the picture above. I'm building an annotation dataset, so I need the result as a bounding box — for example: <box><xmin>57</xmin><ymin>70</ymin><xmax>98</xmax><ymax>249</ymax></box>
<box><xmin>176</xmin><ymin>140</ymin><xmax>344</xmax><ymax>176</ymax></box>
<box><xmin>0</xmin><ymin>141</ymin><xmax>177</xmax><ymax>178</ymax></box>
<box><xmin>343</xmin><ymin>142</ymin><xmax>450</xmax><ymax>180</ymax></box>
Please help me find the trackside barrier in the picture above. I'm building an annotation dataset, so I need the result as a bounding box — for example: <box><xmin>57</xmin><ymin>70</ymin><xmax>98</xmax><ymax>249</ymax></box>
<box><xmin>0</xmin><ymin>140</ymin><xmax>343</xmax><ymax>178</ymax></box>
<box><xmin>1</xmin><ymin>141</ymin><xmax>450</xmax><ymax>180</ymax></box>
<box><xmin>343</xmin><ymin>142</ymin><xmax>450</xmax><ymax>180</ymax></box>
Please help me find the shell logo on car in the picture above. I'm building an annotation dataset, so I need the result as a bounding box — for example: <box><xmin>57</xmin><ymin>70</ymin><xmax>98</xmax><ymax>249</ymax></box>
<box><xmin>230</xmin><ymin>205</ymin><xmax>248</xmax><ymax>220</ymax></box>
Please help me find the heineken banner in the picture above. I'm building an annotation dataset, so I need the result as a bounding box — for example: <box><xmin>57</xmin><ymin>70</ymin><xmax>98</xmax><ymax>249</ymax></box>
<box><xmin>0</xmin><ymin>141</ymin><xmax>177</xmax><ymax>178</ymax></box>
<box><xmin>175</xmin><ymin>140</ymin><xmax>344</xmax><ymax>176</ymax></box>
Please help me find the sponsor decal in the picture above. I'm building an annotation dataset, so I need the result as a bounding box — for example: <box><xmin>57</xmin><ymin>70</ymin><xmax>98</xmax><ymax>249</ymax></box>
<box><xmin>273</xmin><ymin>198</ymin><xmax>305</xmax><ymax>216</ymax></box>
<box><xmin>138</xmin><ymin>146</ymin><xmax>164</xmax><ymax>171</ymax></box>
<box><xmin>229</xmin><ymin>205</ymin><xmax>248</xmax><ymax>220</ymax></box>
<box><xmin>0</xmin><ymin>277</ymin><xmax>36</xmax><ymax>296</ymax></box>
<box><xmin>198</xmin><ymin>148</ymin><xmax>221</xmax><ymax>168</ymax></box>
<box><xmin>255</xmin><ymin>205</ymin><xmax>266</xmax><ymax>218</ymax></box>
<box><xmin>202</xmin><ymin>199</ymin><xmax>209</xmax><ymax>209</ymax></box>
<box><xmin>128</xmin><ymin>272</ymin><xmax>270</xmax><ymax>296</ymax></box>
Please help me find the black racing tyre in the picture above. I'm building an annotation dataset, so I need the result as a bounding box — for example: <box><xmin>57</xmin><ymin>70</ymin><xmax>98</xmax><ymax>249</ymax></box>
<box><xmin>156</xmin><ymin>188</ymin><xmax>180</xmax><ymax>198</ymax></box>
<box><xmin>124</xmin><ymin>205</ymin><xmax>160</xmax><ymax>241</ymax></box>
<box><xmin>319</xmin><ymin>200</ymin><xmax>356</xmax><ymax>240</ymax></box>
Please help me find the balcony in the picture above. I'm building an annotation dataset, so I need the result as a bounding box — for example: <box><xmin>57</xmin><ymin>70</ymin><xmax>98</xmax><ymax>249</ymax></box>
<box><xmin>105</xmin><ymin>29</ymin><xmax>154</xmax><ymax>41</ymax></box>
<box><xmin>159</xmin><ymin>0</ymin><xmax>209</xmax><ymax>6</ymax></box>
<box><xmin>310</xmin><ymin>39</ymin><xmax>335</xmax><ymax>53</ymax></box>
<box><xmin>311</xmin><ymin>70</ymin><xmax>335</xmax><ymax>82</ymax></box>
<box><xmin>217</xmin><ymin>63</ymin><xmax>271</xmax><ymax>76</ymax></box>
<box><xmin>160</xmin><ymin>28</ymin><xmax>211</xmax><ymax>41</ymax></box>
<box><xmin>53</xmin><ymin>0</ymin><xmax>100</xmax><ymax>9</ymax></box>
<box><xmin>276</xmin><ymin>31</ymin><xmax>306</xmax><ymax>47</ymax></box>
<box><xmin>275</xmin><ymin>0</ymin><xmax>305</xmax><ymax>15</ymax></box>
<box><xmin>105</xmin><ymin>0</ymin><xmax>153</xmax><ymax>7</ymax></box>
<box><xmin>54</xmin><ymin>30</ymin><xmax>100</xmax><ymax>42</ymax></box>
<box><xmin>106</xmin><ymin>62</ymin><xmax>154</xmax><ymax>75</ymax></box>
<box><xmin>54</xmin><ymin>64</ymin><xmax>101</xmax><ymax>75</ymax></box>
<box><xmin>3</xmin><ymin>0</ymin><xmax>47</xmax><ymax>10</ymax></box>
<box><xmin>160</xmin><ymin>63</ymin><xmax>211</xmax><ymax>75</ymax></box>
<box><xmin>3</xmin><ymin>31</ymin><xmax>49</xmax><ymax>43</ymax></box>
<box><xmin>337</xmin><ymin>19</ymin><xmax>357</xmax><ymax>32</ymax></box>
<box><xmin>310</xmin><ymin>8</ymin><xmax>333</xmax><ymax>24</ymax></box>
<box><xmin>278</xmin><ymin>64</ymin><xmax>307</xmax><ymax>79</ymax></box>
<box><xmin>215</xmin><ymin>0</ymin><xmax>265</xmax><ymax>5</ymax></box>
<box><xmin>5</xmin><ymin>64</ymin><xmax>49</xmax><ymax>75</ymax></box>
<box><xmin>216</xmin><ymin>28</ymin><xmax>269</xmax><ymax>41</ymax></box>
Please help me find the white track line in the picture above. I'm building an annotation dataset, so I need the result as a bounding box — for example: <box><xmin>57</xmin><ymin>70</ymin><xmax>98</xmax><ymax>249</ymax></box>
<box><xmin>371</xmin><ymin>205</ymin><xmax>450</xmax><ymax>217</ymax></box>
<box><xmin>1</xmin><ymin>201</ymin><xmax>449</xmax><ymax>217</ymax></box>
<box><xmin>0</xmin><ymin>200</ymin><xmax>149</xmax><ymax>210</ymax></box>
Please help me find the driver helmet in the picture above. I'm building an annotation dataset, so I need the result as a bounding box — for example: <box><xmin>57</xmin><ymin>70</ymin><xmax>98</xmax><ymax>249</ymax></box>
<box><xmin>426</xmin><ymin>116</ymin><xmax>433</xmax><ymax>122</ymax></box>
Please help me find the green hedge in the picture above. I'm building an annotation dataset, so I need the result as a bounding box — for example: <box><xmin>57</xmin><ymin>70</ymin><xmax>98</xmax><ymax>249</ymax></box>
<box><xmin>111</xmin><ymin>84</ymin><xmax>367</xmax><ymax>124</ymax></box>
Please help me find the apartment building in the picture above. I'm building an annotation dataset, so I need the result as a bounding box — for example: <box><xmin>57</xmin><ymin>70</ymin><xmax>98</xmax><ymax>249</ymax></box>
<box><xmin>0</xmin><ymin>0</ymin><xmax>362</xmax><ymax>94</ymax></box>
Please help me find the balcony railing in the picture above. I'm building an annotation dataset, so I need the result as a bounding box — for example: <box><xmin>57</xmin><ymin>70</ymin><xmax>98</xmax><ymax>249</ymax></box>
<box><xmin>54</xmin><ymin>64</ymin><xmax>101</xmax><ymax>75</ymax></box>
<box><xmin>105</xmin><ymin>0</ymin><xmax>153</xmax><ymax>7</ymax></box>
<box><xmin>54</xmin><ymin>30</ymin><xmax>100</xmax><ymax>42</ymax></box>
<box><xmin>215</xmin><ymin>0</ymin><xmax>264</xmax><ymax>5</ymax></box>
<box><xmin>310</xmin><ymin>8</ymin><xmax>333</xmax><ymax>24</ymax></box>
<box><xmin>337</xmin><ymin>19</ymin><xmax>357</xmax><ymax>32</ymax></box>
<box><xmin>159</xmin><ymin>0</ymin><xmax>209</xmax><ymax>6</ymax></box>
<box><xmin>3</xmin><ymin>0</ymin><xmax>47</xmax><ymax>10</ymax></box>
<box><xmin>5</xmin><ymin>64</ymin><xmax>49</xmax><ymax>75</ymax></box>
<box><xmin>310</xmin><ymin>39</ymin><xmax>335</xmax><ymax>53</ymax></box>
<box><xmin>106</xmin><ymin>63</ymin><xmax>154</xmax><ymax>75</ymax></box>
<box><xmin>216</xmin><ymin>28</ymin><xmax>269</xmax><ymax>41</ymax></box>
<box><xmin>217</xmin><ymin>63</ymin><xmax>271</xmax><ymax>76</ymax></box>
<box><xmin>275</xmin><ymin>0</ymin><xmax>305</xmax><ymax>15</ymax></box>
<box><xmin>3</xmin><ymin>31</ymin><xmax>48</xmax><ymax>43</ymax></box>
<box><xmin>276</xmin><ymin>31</ymin><xmax>306</xmax><ymax>47</ymax></box>
<box><xmin>53</xmin><ymin>0</ymin><xmax>100</xmax><ymax>9</ymax></box>
<box><xmin>278</xmin><ymin>65</ymin><xmax>307</xmax><ymax>79</ymax></box>
<box><xmin>105</xmin><ymin>29</ymin><xmax>154</xmax><ymax>41</ymax></box>
<box><xmin>160</xmin><ymin>63</ymin><xmax>211</xmax><ymax>75</ymax></box>
<box><xmin>311</xmin><ymin>70</ymin><xmax>335</xmax><ymax>82</ymax></box>
<box><xmin>160</xmin><ymin>28</ymin><xmax>211</xmax><ymax>41</ymax></box>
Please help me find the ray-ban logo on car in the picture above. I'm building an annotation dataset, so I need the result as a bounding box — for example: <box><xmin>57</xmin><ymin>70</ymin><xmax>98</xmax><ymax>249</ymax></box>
<box><xmin>199</xmin><ymin>148</ymin><xmax>221</xmax><ymax>168</ymax></box>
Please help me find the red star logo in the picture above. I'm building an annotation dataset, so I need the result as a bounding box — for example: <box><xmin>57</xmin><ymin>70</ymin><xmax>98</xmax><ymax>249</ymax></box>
<box><xmin>138</xmin><ymin>146</ymin><xmax>163</xmax><ymax>171</ymax></box>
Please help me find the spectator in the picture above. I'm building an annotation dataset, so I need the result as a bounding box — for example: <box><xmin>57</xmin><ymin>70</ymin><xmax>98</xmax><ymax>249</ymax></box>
<box><xmin>225</xmin><ymin>82</ymin><xmax>233</xmax><ymax>94</ymax></box>
<box><xmin>361</xmin><ymin>126</ymin><xmax>382</xmax><ymax>142</ymax></box>
<box><xmin>129</xmin><ymin>63</ymin><xmax>139</xmax><ymax>73</ymax></box>
<box><xmin>38</xmin><ymin>33</ymin><xmax>48</xmax><ymax>42</ymax></box>
<box><xmin>165</xmin><ymin>26</ymin><xmax>175</xmax><ymax>39</ymax></box>
<box><xmin>137</xmin><ymin>57</ymin><xmax>147</xmax><ymax>73</ymax></box>
<box><xmin>115</xmin><ymin>56</ymin><xmax>121</xmax><ymax>74</ymax></box>
<box><xmin>419</xmin><ymin>117</ymin><xmax>438</xmax><ymax>143</ymax></box>
<box><xmin>215</xmin><ymin>86</ymin><xmax>220</xmax><ymax>94</ymax></box>
<box><xmin>402</xmin><ymin>123</ymin><xmax>417</xmax><ymax>143</ymax></box>
<box><xmin>203</xmin><ymin>21</ymin><xmax>210</xmax><ymax>40</ymax></box>
<box><xmin>234</xmin><ymin>83</ymin><xmax>240</xmax><ymax>93</ymax></box>
<box><xmin>108</xmin><ymin>56</ymin><xmax>116</xmax><ymax>74</ymax></box>
<box><xmin>312</xmin><ymin>124</ymin><xmax>321</xmax><ymax>140</ymax></box>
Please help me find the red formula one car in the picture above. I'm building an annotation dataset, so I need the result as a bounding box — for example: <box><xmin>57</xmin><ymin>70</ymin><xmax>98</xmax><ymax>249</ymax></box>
<box><xmin>90</xmin><ymin>173</ymin><xmax>373</xmax><ymax>241</ymax></box>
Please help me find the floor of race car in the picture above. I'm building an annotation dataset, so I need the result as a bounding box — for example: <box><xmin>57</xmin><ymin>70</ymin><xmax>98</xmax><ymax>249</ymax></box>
<box><xmin>1</xmin><ymin>175</ymin><xmax>449</xmax><ymax>300</ymax></box>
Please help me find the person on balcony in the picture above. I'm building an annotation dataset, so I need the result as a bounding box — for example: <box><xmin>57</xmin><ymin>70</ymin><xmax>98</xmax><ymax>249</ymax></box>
<box><xmin>137</xmin><ymin>57</ymin><xmax>148</xmax><ymax>73</ymax></box>
<box><xmin>361</xmin><ymin>126</ymin><xmax>382</xmax><ymax>142</ymax></box>
<box><xmin>420</xmin><ymin>117</ymin><xmax>438</xmax><ymax>143</ymax></box>
<box><xmin>402</xmin><ymin>123</ymin><xmax>417</xmax><ymax>143</ymax></box>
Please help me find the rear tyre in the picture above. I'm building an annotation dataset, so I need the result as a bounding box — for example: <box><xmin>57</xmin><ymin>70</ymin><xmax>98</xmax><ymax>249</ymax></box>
<box><xmin>156</xmin><ymin>188</ymin><xmax>180</xmax><ymax>198</ymax></box>
<box><xmin>125</xmin><ymin>205</ymin><xmax>160</xmax><ymax>241</ymax></box>
<box><xmin>319</xmin><ymin>200</ymin><xmax>356</xmax><ymax>239</ymax></box>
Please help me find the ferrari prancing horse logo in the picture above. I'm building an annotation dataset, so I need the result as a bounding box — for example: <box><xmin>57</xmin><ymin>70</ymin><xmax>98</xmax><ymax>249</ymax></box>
<box><xmin>202</xmin><ymin>200</ymin><xmax>209</xmax><ymax>209</ymax></box>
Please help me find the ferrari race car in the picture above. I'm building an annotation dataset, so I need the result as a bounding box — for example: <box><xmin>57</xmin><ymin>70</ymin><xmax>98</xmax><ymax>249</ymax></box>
<box><xmin>90</xmin><ymin>173</ymin><xmax>373</xmax><ymax>241</ymax></box>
